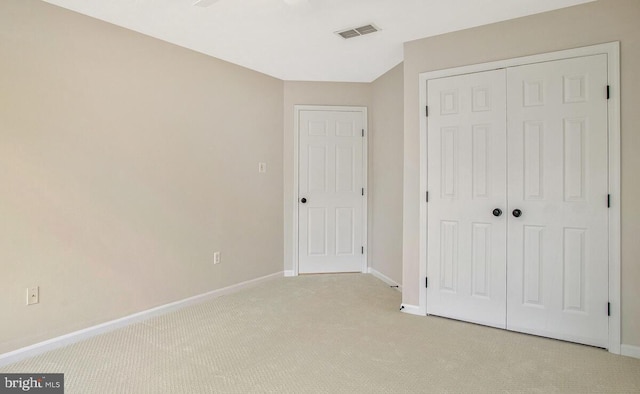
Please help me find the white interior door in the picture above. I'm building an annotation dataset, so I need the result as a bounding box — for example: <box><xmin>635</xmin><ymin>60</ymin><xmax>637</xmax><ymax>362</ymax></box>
<box><xmin>426</xmin><ymin>54</ymin><xmax>610</xmax><ymax>347</ymax></box>
<box><xmin>506</xmin><ymin>55</ymin><xmax>609</xmax><ymax>347</ymax></box>
<box><xmin>298</xmin><ymin>109</ymin><xmax>365</xmax><ymax>274</ymax></box>
<box><xmin>426</xmin><ymin>69</ymin><xmax>508</xmax><ymax>328</ymax></box>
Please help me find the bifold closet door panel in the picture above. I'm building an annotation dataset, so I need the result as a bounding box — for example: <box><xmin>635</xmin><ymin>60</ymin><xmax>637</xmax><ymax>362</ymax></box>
<box><xmin>505</xmin><ymin>54</ymin><xmax>609</xmax><ymax>347</ymax></box>
<box><xmin>426</xmin><ymin>69</ymin><xmax>508</xmax><ymax>329</ymax></box>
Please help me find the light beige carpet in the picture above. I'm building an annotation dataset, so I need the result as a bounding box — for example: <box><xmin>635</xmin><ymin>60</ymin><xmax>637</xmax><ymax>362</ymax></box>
<box><xmin>1</xmin><ymin>274</ymin><xmax>639</xmax><ymax>393</ymax></box>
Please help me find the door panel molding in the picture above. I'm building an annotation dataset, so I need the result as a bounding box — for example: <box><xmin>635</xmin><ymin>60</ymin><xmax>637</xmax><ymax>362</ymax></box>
<box><xmin>292</xmin><ymin>105</ymin><xmax>368</xmax><ymax>275</ymax></box>
<box><xmin>416</xmin><ymin>42</ymin><xmax>621</xmax><ymax>354</ymax></box>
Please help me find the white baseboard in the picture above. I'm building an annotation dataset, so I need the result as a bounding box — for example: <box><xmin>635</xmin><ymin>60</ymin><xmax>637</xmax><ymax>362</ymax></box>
<box><xmin>399</xmin><ymin>303</ymin><xmax>425</xmax><ymax>316</ymax></box>
<box><xmin>284</xmin><ymin>270</ymin><xmax>296</xmax><ymax>277</ymax></box>
<box><xmin>368</xmin><ymin>268</ymin><xmax>402</xmax><ymax>292</ymax></box>
<box><xmin>621</xmin><ymin>344</ymin><xmax>640</xmax><ymax>359</ymax></box>
<box><xmin>0</xmin><ymin>271</ymin><xmax>283</xmax><ymax>367</ymax></box>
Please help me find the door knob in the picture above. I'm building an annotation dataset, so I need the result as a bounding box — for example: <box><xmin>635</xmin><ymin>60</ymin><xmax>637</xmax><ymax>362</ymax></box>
<box><xmin>492</xmin><ymin>208</ymin><xmax>502</xmax><ymax>217</ymax></box>
<box><xmin>300</xmin><ymin>198</ymin><xmax>307</xmax><ymax>204</ymax></box>
<box><xmin>512</xmin><ymin>209</ymin><xmax>522</xmax><ymax>218</ymax></box>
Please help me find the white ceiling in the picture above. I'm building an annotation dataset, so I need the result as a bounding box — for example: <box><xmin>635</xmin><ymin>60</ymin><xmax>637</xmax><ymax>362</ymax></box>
<box><xmin>42</xmin><ymin>0</ymin><xmax>594</xmax><ymax>82</ymax></box>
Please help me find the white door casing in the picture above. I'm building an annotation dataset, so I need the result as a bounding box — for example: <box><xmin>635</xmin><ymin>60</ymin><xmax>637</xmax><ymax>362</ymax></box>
<box><xmin>506</xmin><ymin>54</ymin><xmax>609</xmax><ymax>347</ymax></box>
<box><xmin>426</xmin><ymin>69</ymin><xmax>508</xmax><ymax>328</ymax></box>
<box><xmin>423</xmin><ymin>52</ymin><xmax>612</xmax><ymax>349</ymax></box>
<box><xmin>297</xmin><ymin>107</ymin><xmax>366</xmax><ymax>274</ymax></box>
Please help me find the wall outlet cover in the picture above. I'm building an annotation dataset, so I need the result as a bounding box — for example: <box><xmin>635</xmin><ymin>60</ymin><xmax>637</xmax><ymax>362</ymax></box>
<box><xmin>27</xmin><ymin>286</ymin><xmax>39</xmax><ymax>305</ymax></box>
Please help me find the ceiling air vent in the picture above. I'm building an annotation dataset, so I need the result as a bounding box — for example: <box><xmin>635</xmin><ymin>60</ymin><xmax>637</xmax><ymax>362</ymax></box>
<box><xmin>335</xmin><ymin>24</ymin><xmax>380</xmax><ymax>39</ymax></box>
<box><xmin>355</xmin><ymin>24</ymin><xmax>378</xmax><ymax>35</ymax></box>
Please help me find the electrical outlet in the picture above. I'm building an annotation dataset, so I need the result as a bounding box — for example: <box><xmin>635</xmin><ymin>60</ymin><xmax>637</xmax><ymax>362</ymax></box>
<box><xmin>258</xmin><ymin>162</ymin><xmax>267</xmax><ymax>173</ymax></box>
<box><xmin>213</xmin><ymin>251</ymin><xmax>221</xmax><ymax>265</ymax></box>
<box><xmin>27</xmin><ymin>286</ymin><xmax>39</xmax><ymax>305</ymax></box>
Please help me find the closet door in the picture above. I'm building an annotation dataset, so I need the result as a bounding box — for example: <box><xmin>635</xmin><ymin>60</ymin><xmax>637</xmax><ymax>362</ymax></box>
<box><xmin>506</xmin><ymin>55</ymin><xmax>609</xmax><ymax>347</ymax></box>
<box><xmin>426</xmin><ymin>69</ymin><xmax>508</xmax><ymax>328</ymax></box>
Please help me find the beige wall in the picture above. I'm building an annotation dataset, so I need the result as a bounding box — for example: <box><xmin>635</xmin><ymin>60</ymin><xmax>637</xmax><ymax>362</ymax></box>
<box><xmin>0</xmin><ymin>0</ymin><xmax>284</xmax><ymax>354</ymax></box>
<box><xmin>402</xmin><ymin>0</ymin><xmax>640</xmax><ymax>346</ymax></box>
<box><xmin>370</xmin><ymin>64</ymin><xmax>404</xmax><ymax>284</ymax></box>
<box><xmin>283</xmin><ymin>82</ymin><xmax>372</xmax><ymax>274</ymax></box>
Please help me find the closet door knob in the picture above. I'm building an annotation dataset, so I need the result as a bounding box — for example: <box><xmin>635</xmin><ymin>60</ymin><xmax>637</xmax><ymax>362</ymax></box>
<box><xmin>512</xmin><ymin>209</ymin><xmax>522</xmax><ymax>218</ymax></box>
<box><xmin>492</xmin><ymin>208</ymin><xmax>502</xmax><ymax>217</ymax></box>
<box><xmin>300</xmin><ymin>198</ymin><xmax>307</xmax><ymax>204</ymax></box>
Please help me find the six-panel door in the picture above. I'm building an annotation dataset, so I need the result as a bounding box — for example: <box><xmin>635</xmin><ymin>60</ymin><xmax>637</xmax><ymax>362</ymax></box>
<box><xmin>506</xmin><ymin>55</ymin><xmax>609</xmax><ymax>347</ymax></box>
<box><xmin>426</xmin><ymin>54</ymin><xmax>609</xmax><ymax>347</ymax></box>
<box><xmin>298</xmin><ymin>109</ymin><xmax>365</xmax><ymax>274</ymax></box>
<box><xmin>426</xmin><ymin>69</ymin><xmax>508</xmax><ymax>328</ymax></box>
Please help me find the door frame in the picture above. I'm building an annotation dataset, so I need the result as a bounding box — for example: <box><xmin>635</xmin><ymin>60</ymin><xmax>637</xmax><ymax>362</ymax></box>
<box><xmin>291</xmin><ymin>105</ymin><xmax>368</xmax><ymax>276</ymax></box>
<box><xmin>417</xmin><ymin>42</ymin><xmax>621</xmax><ymax>354</ymax></box>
